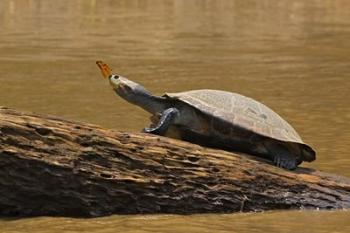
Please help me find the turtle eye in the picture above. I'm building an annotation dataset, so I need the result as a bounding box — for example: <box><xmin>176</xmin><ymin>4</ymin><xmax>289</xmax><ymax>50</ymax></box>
<box><xmin>109</xmin><ymin>74</ymin><xmax>119</xmax><ymax>80</ymax></box>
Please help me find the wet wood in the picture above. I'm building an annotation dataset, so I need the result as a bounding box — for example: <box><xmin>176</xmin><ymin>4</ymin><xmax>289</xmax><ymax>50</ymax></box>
<box><xmin>0</xmin><ymin>106</ymin><xmax>349</xmax><ymax>217</ymax></box>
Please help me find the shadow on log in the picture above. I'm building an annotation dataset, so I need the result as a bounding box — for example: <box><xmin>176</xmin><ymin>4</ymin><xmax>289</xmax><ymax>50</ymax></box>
<box><xmin>0</xmin><ymin>106</ymin><xmax>350</xmax><ymax>217</ymax></box>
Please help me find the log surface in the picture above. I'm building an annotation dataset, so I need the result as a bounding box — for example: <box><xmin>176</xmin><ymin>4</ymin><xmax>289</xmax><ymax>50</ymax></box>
<box><xmin>0</xmin><ymin>106</ymin><xmax>350</xmax><ymax>217</ymax></box>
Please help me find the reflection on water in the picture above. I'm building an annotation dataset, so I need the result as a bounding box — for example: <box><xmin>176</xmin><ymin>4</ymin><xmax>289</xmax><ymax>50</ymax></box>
<box><xmin>1</xmin><ymin>211</ymin><xmax>350</xmax><ymax>233</ymax></box>
<box><xmin>0</xmin><ymin>0</ymin><xmax>350</xmax><ymax>232</ymax></box>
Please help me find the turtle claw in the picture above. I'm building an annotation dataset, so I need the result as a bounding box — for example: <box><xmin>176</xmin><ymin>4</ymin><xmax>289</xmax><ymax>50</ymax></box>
<box><xmin>273</xmin><ymin>154</ymin><xmax>297</xmax><ymax>170</ymax></box>
<box><xmin>142</xmin><ymin>127</ymin><xmax>151</xmax><ymax>133</ymax></box>
<box><xmin>142</xmin><ymin>127</ymin><xmax>162</xmax><ymax>135</ymax></box>
<box><xmin>274</xmin><ymin>156</ymin><xmax>281</xmax><ymax>167</ymax></box>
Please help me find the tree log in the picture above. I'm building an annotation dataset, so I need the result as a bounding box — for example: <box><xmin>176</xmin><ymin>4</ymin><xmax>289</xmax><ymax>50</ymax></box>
<box><xmin>0</xmin><ymin>106</ymin><xmax>349</xmax><ymax>217</ymax></box>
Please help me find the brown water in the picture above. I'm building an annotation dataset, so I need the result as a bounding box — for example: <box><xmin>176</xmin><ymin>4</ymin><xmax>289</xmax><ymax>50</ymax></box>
<box><xmin>0</xmin><ymin>0</ymin><xmax>350</xmax><ymax>232</ymax></box>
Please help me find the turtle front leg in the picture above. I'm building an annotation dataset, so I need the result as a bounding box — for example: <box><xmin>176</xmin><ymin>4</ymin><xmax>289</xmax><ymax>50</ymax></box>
<box><xmin>143</xmin><ymin>108</ymin><xmax>180</xmax><ymax>136</ymax></box>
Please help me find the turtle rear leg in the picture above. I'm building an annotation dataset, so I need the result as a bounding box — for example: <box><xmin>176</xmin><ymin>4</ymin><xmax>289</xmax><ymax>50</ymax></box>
<box><xmin>268</xmin><ymin>144</ymin><xmax>297</xmax><ymax>170</ymax></box>
<box><xmin>142</xmin><ymin>108</ymin><xmax>180</xmax><ymax>136</ymax></box>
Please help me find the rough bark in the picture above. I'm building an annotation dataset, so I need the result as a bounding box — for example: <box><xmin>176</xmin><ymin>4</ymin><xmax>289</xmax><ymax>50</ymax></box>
<box><xmin>0</xmin><ymin>106</ymin><xmax>349</xmax><ymax>217</ymax></box>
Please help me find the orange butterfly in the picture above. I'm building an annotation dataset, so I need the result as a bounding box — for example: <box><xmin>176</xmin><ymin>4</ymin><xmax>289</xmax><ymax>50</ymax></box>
<box><xmin>96</xmin><ymin>61</ymin><xmax>112</xmax><ymax>78</ymax></box>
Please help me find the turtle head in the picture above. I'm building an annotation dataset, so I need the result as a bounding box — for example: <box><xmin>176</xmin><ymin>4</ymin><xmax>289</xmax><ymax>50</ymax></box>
<box><xmin>109</xmin><ymin>74</ymin><xmax>153</xmax><ymax>106</ymax></box>
<box><xmin>96</xmin><ymin>60</ymin><xmax>166</xmax><ymax>114</ymax></box>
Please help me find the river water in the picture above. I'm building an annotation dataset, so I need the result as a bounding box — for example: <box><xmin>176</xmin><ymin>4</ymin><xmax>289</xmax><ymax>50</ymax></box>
<box><xmin>0</xmin><ymin>0</ymin><xmax>349</xmax><ymax>232</ymax></box>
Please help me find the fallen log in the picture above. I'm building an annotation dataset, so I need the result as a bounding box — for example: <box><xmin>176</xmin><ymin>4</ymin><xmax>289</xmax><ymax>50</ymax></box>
<box><xmin>0</xmin><ymin>106</ymin><xmax>349</xmax><ymax>217</ymax></box>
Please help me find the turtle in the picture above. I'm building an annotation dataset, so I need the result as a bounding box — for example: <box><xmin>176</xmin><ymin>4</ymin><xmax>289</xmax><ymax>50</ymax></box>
<box><xmin>96</xmin><ymin>61</ymin><xmax>316</xmax><ymax>170</ymax></box>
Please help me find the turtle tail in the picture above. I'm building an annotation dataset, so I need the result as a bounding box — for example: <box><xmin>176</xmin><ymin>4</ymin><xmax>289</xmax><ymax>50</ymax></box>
<box><xmin>301</xmin><ymin>144</ymin><xmax>316</xmax><ymax>162</ymax></box>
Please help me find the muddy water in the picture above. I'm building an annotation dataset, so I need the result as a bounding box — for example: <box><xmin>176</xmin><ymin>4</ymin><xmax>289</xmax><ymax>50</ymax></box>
<box><xmin>0</xmin><ymin>0</ymin><xmax>349</xmax><ymax>232</ymax></box>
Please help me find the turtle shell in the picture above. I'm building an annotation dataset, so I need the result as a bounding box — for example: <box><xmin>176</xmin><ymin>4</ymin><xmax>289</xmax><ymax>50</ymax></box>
<box><xmin>164</xmin><ymin>89</ymin><xmax>315</xmax><ymax>161</ymax></box>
